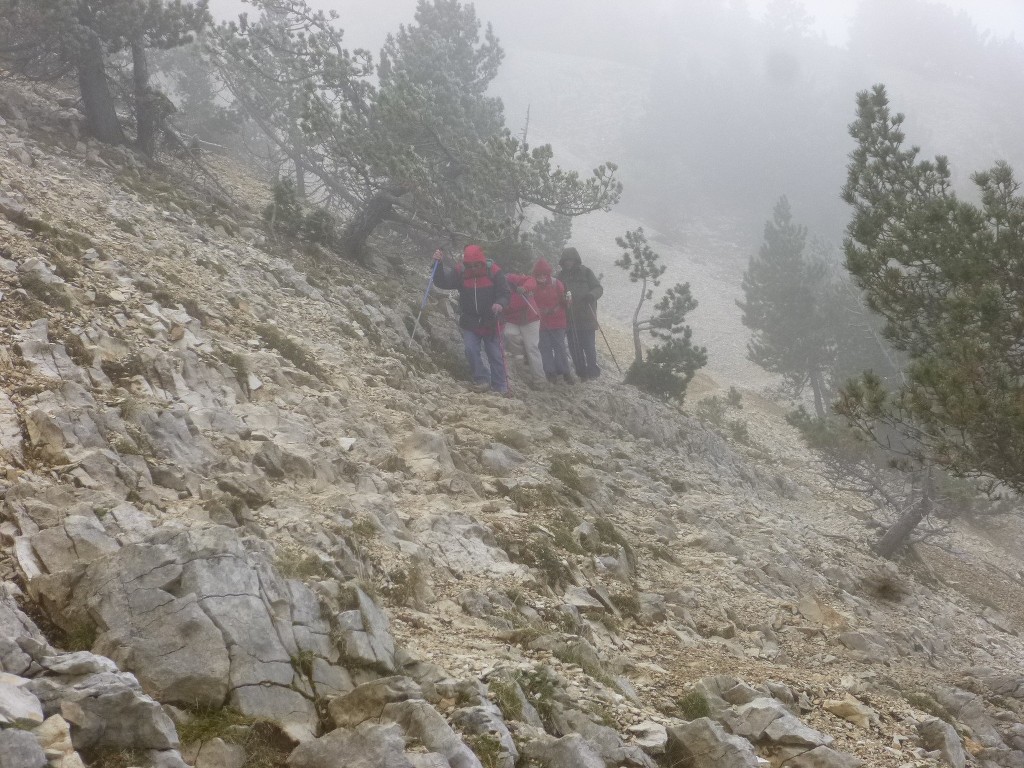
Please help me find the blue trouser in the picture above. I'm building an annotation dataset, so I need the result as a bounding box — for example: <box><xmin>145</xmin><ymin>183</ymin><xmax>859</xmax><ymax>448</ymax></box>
<box><xmin>461</xmin><ymin>328</ymin><xmax>507</xmax><ymax>392</ymax></box>
<box><xmin>539</xmin><ymin>328</ymin><xmax>572</xmax><ymax>376</ymax></box>
<box><xmin>566</xmin><ymin>324</ymin><xmax>599</xmax><ymax>378</ymax></box>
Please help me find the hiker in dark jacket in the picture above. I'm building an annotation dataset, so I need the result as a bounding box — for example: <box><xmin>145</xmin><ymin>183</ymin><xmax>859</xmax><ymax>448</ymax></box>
<box><xmin>433</xmin><ymin>245</ymin><xmax>511</xmax><ymax>393</ymax></box>
<box><xmin>558</xmin><ymin>247</ymin><xmax>603</xmax><ymax>380</ymax></box>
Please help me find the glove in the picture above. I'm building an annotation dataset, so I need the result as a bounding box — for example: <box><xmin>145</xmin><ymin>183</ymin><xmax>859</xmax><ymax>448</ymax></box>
<box><xmin>432</xmin><ymin>249</ymin><xmax>444</xmax><ymax>261</ymax></box>
<box><xmin>491</xmin><ymin>303</ymin><xmax>503</xmax><ymax>315</ymax></box>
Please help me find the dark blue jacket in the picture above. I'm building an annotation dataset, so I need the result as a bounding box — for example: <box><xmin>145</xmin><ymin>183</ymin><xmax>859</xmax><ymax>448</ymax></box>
<box><xmin>435</xmin><ymin>261</ymin><xmax>511</xmax><ymax>334</ymax></box>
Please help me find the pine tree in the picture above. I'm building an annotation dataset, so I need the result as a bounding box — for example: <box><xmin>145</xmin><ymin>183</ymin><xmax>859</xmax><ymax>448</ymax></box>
<box><xmin>616</xmin><ymin>228</ymin><xmax>706</xmax><ymax>401</ymax></box>
<box><xmin>738</xmin><ymin>197</ymin><xmax>835</xmax><ymax>416</ymax></box>
<box><xmin>0</xmin><ymin>0</ymin><xmax>209</xmax><ymax>152</ymax></box>
<box><xmin>210</xmin><ymin>0</ymin><xmax>372</xmax><ymax>199</ymax></box>
<box><xmin>303</xmin><ymin>0</ymin><xmax>621</xmax><ymax>263</ymax></box>
<box><xmin>839</xmin><ymin>83</ymin><xmax>1024</xmax><ymax>493</ymax></box>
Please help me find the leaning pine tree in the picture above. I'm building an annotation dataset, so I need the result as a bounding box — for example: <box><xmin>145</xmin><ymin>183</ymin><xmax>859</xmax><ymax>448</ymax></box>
<box><xmin>616</xmin><ymin>228</ymin><xmax>706</xmax><ymax>401</ymax></box>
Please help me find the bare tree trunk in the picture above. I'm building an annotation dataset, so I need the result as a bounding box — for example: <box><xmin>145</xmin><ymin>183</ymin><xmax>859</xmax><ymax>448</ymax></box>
<box><xmin>131</xmin><ymin>39</ymin><xmax>157</xmax><ymax>157</ymax></box>
<box><xmin>810</xmin><ymin>367</ymin><xmax>826</xmax><ymax>419</ymax></box>
<box><xmin>875</xmin><ymin>468</ymin><xmax>933</xmax><ymax>558</ymax></box>
<box><xmin>77</xmin><ymin>29</ymin><xmax>125</xmax><ymax>146</ymax></box>
<box><xmin>340</xmin><ymin>188</ymin><xmax>402</xmax><ymax>264</ymax></box>
<box><xmin>631</xmin><ymin>275</ymin><xmax>647</xmax><ymax>366</ymax></box>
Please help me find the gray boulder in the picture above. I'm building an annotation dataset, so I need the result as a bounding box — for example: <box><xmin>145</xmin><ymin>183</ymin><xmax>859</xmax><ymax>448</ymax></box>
<box><xmin>0</xmin><ymin>676</ymin><xmax>44</xmax><ymax>726</ymax></box>
<box><xmin>287</xmin><ymin>722</ymin><xmax>414</xmax><ymax>768</ymax></box>
<box><xmin>665</xmin><ymin>718</ymin><xmax>760</xmax><ymax>768</ymax></box>
<box><xmin>522</xmin><ymin>733</ymin><xmax>606</xmax><ymax>768</ymax></box>
<box><xmin>380</xmin><ymin>700</ymin><xmax>483</xmax><ymax>768</ymax></box>
<box><xmin>328</xmin><ymin>676</ymin><xmax>423</xmax><ymax>729</ymax></box>
<box><xmin>334</xmin><ymin>584</ymin><xmax>398</xmax><ymax>673</ymax></box>
<box><xmin>918</xmin><ymin>718</ymin><xmax>967</xmax><ymax>768</ymax></box>
<box><xmin>723</xmin><ymin>697</ymin><xmax>832</xmax><ymax>748</ymax></box>
<box><xmin>0</xmin><ymin>729</ymin><xmax>47</xmax><ymax>768</ymax></box>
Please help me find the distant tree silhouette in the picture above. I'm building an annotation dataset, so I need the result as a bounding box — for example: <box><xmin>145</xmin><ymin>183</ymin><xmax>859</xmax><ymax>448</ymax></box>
<box><xmin>0</xmin><ymin>0</ymin><xmax>209</xmax><ymax>153</ymax></box>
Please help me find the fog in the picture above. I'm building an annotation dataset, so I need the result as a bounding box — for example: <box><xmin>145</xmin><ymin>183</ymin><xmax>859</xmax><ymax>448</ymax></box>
<box><xmin>207</xmin><ymin>0</ymin><xmax>1024</xmax><ymax>239</ymax></box>
<box><xmin>207</xmin><ymin>0</ymin><xmax>1024</xmax><ymax>382</ymax></box>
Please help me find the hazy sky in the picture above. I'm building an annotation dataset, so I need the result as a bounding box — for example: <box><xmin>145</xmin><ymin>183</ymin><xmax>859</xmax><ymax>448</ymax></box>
<box><xmin>208</xmin><ymin>0</ymin><xmax>1024</xmax><ymax>52</ymax></box>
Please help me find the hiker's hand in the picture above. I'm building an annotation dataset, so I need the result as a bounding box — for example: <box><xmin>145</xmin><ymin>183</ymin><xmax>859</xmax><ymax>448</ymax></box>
<box><xmin>491</xmin><ymin>303</ymin><xmax>503</xmax><ymax>315</ymax></box>
<box><xmin>432</xmin><ymin>249</ymin><xmax>443</xmax><ymax>261</ymax></box>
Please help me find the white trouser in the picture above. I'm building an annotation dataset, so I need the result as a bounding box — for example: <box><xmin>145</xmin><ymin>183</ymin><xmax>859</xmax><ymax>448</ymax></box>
<box><xmin>503</xmin><ymin>321</ymin><xmax>545</xmax><ymax>381</ymax></box>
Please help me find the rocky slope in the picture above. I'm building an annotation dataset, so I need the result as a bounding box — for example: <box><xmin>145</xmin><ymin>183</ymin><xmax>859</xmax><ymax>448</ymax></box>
<box><xmin>1</xmin><ymin>76</ymin><xmax>1024</xmax><ymax>768</ymax></box>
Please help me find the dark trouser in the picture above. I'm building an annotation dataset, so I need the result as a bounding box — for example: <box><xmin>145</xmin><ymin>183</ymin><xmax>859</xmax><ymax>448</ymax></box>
<box><xmin>566</xmin><ymin>323</ymin><xmax>599</xmax><ymax>378</ymax></box>
<box><xmin>461</xmin><ymin>328</ymin><xmax>507</xmax><ymax>392</ymax></box>
<box><xmin>539</xmin><ymin>328</ymin><xmax>572</xmax><ymax>376</ymax></box>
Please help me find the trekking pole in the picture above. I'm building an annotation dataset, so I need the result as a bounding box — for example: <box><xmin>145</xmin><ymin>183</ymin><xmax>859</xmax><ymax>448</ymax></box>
<box><xmin>408</xmin><ymin>259</ymin><xmax>440</xmax><ymax>347</ymax></box>
<box><xmin>589</xmin><ymin>304</ymin><xmax>622</xmax><ymax>375</ymax></box>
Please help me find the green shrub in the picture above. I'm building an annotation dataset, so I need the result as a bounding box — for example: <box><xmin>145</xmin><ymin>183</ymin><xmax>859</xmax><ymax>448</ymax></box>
<box><xmin>678</xmin><ymin>690</ymin><xmax>711</xmax><ymax>720</ymax></box>
<box><xmin>263</xmin><ymin>179</ymin><xmax>303</xmax><ymax>238</ymax></box>
<box><xmin>302</xmin><ymin>207</ymin><xmax>337</xmax><ymax>248</ymax></box>
<box><xmin>695</xmin><ymin>395</ymin><xmax>727</xmax><ymax>426</ymax></box>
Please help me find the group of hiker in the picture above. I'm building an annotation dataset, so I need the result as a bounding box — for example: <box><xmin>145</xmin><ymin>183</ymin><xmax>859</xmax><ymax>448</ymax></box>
<box><xmin>429</xmin><ymin>245</ymin><xmax>604</xmax><ymax>395</ymax></box>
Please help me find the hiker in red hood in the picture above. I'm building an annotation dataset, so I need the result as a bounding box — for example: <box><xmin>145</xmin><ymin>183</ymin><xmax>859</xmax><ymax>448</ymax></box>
<box><xmin>503</xmin><ymin>272</ymin><xmax>546</xmax><ymax>387</ymax></box>
<box><xmin>432</xmin><ymin>245</ymin><xmax>510</xmax><ymax>393</ymax></box>
<box><xmin>532</xmin><ymin>258</ymin><xmax>574</xmax><ymax>384</ymax></box>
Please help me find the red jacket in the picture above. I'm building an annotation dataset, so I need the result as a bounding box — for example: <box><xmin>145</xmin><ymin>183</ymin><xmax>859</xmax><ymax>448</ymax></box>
<box><xmin>505</xmin><ymin>273</ymin><xmax>540</xmax><ymax>325</ymax></box>
<box><xmin>532</xmin><ymin>259</ymin><xmax>567</xmax><ymax>330</ymax></box>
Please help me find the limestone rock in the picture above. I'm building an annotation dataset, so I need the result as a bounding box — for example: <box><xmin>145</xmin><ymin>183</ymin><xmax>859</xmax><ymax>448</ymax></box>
<box><xmin>918</xmin><ymin>718</ymin><xmax>967</xmax><ymax>768</ymax></box>
<box><xmin>522</xmin><ymin>733</ymin><xmax>606</xmax><ymax>768</ymax></box>
<box><xmin>335</xmin><ymin>584</ymin><xmax>397</xmax><ymax>673</ymax></box>
<box><xmin>329</xmin><ymin>676</ymin><xmax>423</xmax><ymax>729</ymax></box>
<box><xmin>0</xmin><ymin>729</ymin><xmax>47</xmax><ymax>768</ymax></box>
<box><xmin>626</xmin><ymin>720</ymin><xmax>668</xmax><ymax>756</ymax></box>
<box><xmin>286</xmin><ymin>722</ymin><xmax>414</xmax><ymax>768</ymax></box>
<box><xmin>400</xmin><ymin>429</ymin><xmax>456</xmax><ymax>479</ymax></box>
<box><xmin>665</xmin><ymin>717</ymin><xmax>760</xmax><ymax>768</ymax></box>
<box><xmin>380</xmin><ymin>700</ymin><xmax>483</xmax><ymax>768</ymax></box>
<box><xmin>823</xmin><ymin>694</ymin><xmax>877</xmax><ymax>729</ymax></box>
<box><xmin>0</xmin><ymin>675</ymin><xmax>44</xmax><ymax>726</ymax></box>
<box><xmin>451</xmin><ymin>703</ymin><xmax>519</xmax><ymax>768</ymax></box>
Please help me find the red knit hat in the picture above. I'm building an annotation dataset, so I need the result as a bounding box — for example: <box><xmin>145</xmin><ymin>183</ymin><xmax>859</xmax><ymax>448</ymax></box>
<box><xmin>463</xmin><ymin>244</ymin><xmax>486</xmax><ymax>263</ymax></box>
<box><xmin>532</xmin><ymin>258</ymin><xmax>552</xmax><ymax>276</ymax></box>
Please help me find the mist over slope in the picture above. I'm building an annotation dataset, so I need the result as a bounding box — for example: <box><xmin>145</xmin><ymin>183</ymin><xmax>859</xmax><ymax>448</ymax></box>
<box><xmin>2</xmin><ymin>75</ymin><xmax>1024</xmax><ymax>768</ymax></box>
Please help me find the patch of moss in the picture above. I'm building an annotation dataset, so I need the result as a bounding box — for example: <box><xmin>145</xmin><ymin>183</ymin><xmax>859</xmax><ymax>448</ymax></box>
<box><xmin>465</xmin><ymin>732</ymin><xmax>503</xmax><ymax>768</ymax></box>
<box><xmin>275</xmin><ymin>552</ymin><xmax>332</xmax><ymax>582</ymax></box>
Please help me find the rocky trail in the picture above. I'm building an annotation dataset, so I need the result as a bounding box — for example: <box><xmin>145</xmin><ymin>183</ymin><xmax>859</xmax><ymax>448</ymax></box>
<box><xmin>0</xmin><ymin>77</ymin><xmax>1023</xmax><ymax>768</ymax></box>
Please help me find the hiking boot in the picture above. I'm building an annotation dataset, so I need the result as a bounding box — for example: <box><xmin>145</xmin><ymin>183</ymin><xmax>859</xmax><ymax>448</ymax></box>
<box><xmin>563</xmin><ymin>374</ymin><xmax>576</xmax><ymax>385</ymax></box>
<box><xmin>546</xmin><ymin>374</ymin><xmax>558</xmax><ymax>384</ymax></box>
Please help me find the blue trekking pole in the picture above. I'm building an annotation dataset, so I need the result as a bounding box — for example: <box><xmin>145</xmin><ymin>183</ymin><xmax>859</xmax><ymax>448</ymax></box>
<box><xmin>408</xmin><ymin>258</ymin><xmax>440</xmax><ymax>347</ymax></box>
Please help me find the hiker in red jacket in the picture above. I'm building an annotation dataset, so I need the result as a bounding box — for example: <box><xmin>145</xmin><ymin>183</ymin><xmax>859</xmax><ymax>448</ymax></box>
<box><xmin>532</xmin><ymin>258</ymin><xmax>575</xmax><ymax>384</ymax></box>
<box><xmin>432</xmin><ymin>245</ymin><xmax>510</xmax><ymax>393</ymax></box>
<box><xmin>503</xmin><ymin>272</ymin><xmax>546</xmax><ymax>388</ymax></box>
